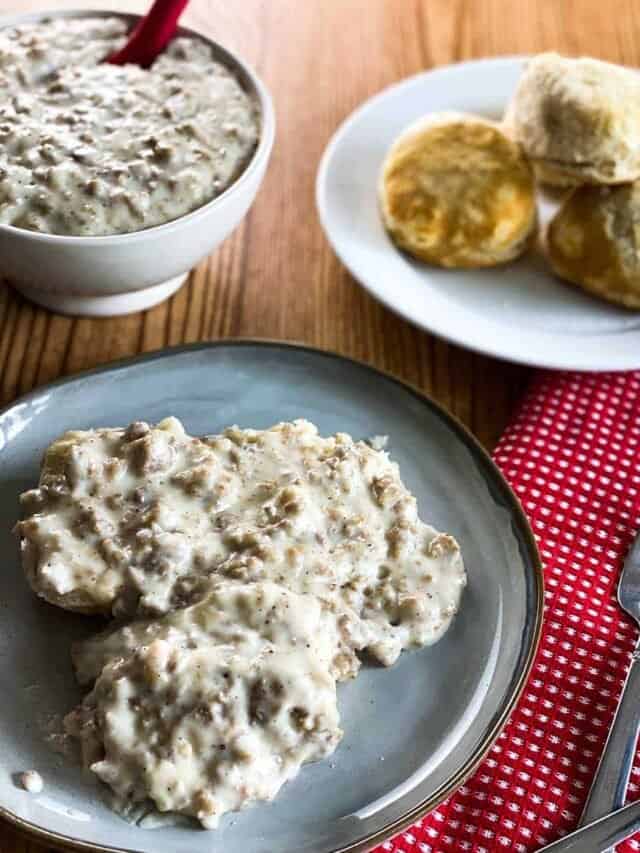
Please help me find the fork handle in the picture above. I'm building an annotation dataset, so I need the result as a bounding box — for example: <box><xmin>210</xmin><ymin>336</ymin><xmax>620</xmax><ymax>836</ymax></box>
<box><xmin>538</xmin><ymin>799</ymin><xmax>640</xmax><ymax>852</ymax></box>
<box><xmin>580</xmin><ymin>645</ymin><xmax>640</xmax><ymax>829</ymax></box>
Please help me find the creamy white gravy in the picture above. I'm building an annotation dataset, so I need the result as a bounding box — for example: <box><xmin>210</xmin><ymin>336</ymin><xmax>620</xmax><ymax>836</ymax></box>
<box><xmin>17</xmin><ymin>418</ymin><xmax>466</xmax><ymax>827</ymax></box>
<box><xmin>72</xmin><ymin>579</ymin><xmax>358</xmax><ymax>686</ymax></box>
<box><xmin>67</xmin><ymin>581</ymin><xmax>345</xmax><ymax>826</ymax></box>
<box><xmin>17</xmin><ymin>417</ymin><xmax>466</xmax><ymax>667</ymax></box>
<box><xmin>66</xmin><ymin>634</ymin><xmax>341</xmax><ymax>828</ymax></box>
<box><xmin>0</xmin><ymin>17</ymin><xmax>258</xmax><ymax>236</ymax></box>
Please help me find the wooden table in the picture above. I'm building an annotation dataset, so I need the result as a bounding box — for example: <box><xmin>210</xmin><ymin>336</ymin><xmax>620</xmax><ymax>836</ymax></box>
<box><xmin>0</xmin><ymin>1</ymin><xmax>635</xmax><ymax>850</ymax></box>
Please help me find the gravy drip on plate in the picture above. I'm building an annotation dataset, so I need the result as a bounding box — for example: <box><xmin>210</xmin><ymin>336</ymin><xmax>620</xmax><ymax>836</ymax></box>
<box><xmin>0</xmin><ymin>17</ymin><xmax>259</xmax><ymax>236</ymax></box>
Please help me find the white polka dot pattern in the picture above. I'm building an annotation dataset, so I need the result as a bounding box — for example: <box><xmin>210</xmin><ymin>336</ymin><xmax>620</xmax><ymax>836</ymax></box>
<box><xmin>374</xmin><ymin>372</ymin><xmax>640</xmax><ymax>853</ymax></box>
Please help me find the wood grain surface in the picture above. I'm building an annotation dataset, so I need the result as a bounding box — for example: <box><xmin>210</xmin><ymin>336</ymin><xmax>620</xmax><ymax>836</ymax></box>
<box><xmin>0</xmin><ymin>1</ymin><xmax>635</xmax><ymax>850</ymax></box>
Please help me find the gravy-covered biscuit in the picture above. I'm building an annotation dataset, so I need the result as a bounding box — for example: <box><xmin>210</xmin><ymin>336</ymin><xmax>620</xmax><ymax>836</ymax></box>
<box><xmin>379</xmin><ymin>112</ymin><xmax>537</xmax><ymax>267</ymax></box>
<box><xmin>65</xmin><ymin>641</ymin><xmax>342</xmax><ymax>828</ymax></box>
<box><xmin>547</xmin><ymin>182</ymin><xmax>640</xmax><ymax>308</ymax></box>
<box><xmin>507</xmin><ymin>53</ymin><xmax>640</xmax><ymax>187</ymax></box>
<box><xmin>15</xmin><ymin>417</ymin><xmax>466</xmax><ymax>667</ymax></box>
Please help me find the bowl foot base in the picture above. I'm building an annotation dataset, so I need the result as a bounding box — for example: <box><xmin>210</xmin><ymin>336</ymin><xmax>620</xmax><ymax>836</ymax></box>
<box><xmin>11</xmin><ymin>273</ymin><xmax>189</xmax><ymax>317</ymax></box>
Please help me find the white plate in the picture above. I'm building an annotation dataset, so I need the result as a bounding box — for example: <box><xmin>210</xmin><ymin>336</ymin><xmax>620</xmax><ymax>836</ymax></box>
<box><xmin>0</xmin><ymin>342</ymin><xmax>542</xmax><ymax>853</ymax></box>
<box><xmin>316</xmin><ymin>57</ymin><xmax>640</xmax><ymax>371</ymax></box>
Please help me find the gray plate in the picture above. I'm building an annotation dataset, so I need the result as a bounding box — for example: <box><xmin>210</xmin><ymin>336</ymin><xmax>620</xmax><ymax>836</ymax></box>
<box><xmin>0</xmin><ymin>341</ymin><xmax>543</xmax><ymax>853</ymax></box>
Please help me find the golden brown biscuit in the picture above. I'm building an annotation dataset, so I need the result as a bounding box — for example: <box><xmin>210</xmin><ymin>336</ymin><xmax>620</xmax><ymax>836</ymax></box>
<box><xmin>379</xmin><ymin>112</ymin><xmax>537</xmax><ymax>268</ymax></box>
<box><xmin>507</xmin><ymin>53</ymin><xmax>640</xmax><ymax>187</ymax></box>
<box><xmin>547</xmin><ymin>182</ymin><xmax>640</xmax><ymax>308</ymax></box>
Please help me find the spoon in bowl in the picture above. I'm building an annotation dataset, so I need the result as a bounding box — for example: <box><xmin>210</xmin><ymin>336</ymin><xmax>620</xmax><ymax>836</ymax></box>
<box><xmin>107</xmin><ymin>0</ymin><xmax>190</xmax><ymax>68</ymax></box>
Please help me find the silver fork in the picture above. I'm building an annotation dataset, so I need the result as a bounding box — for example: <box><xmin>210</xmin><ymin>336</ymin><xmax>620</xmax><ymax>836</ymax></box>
<box><xmin>537</xmin><ymin>798</ymin><xmax>640</xmax><ymax>852</ymax></box>
<box><xmin>579</xmin><ymin>533</ymin><xmax>640</xmax><ymax>848</ymax></box>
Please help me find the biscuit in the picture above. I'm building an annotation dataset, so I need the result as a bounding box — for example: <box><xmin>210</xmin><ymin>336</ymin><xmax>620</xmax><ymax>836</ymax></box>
<box><xmin>546</xmin><ymin>182</ymin><xmax>640</xmax><ymax>308</ymax></box>
<box><xmin>507</xmin><ymin>53</ymin><xmax>640</xmax><ymax>187</ymax></box>
<box><xmin>379</xmin><ymin>112</ymin><xmax>537</xmax><ymax>268</ymax></box>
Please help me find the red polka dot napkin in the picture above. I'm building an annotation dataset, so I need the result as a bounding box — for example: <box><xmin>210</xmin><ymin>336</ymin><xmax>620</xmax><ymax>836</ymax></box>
<box><xmin>376</xmin><ymin>371</ymin><xmax>640</xmax><ymax>853</ymax></box>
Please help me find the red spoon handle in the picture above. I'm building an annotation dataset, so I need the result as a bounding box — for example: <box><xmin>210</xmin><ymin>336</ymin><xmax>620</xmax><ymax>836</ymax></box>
<box><xmin>107</xmin><ymin>0</ymin><xmax>190</xmax><ymax>68</ymax></box>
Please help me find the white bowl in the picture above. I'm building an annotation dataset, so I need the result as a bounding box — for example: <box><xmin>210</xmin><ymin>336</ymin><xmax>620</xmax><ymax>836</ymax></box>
<box><xmin>0</xmin><ymin>10</ymin><xmax>275</xmax><ymax>317</ymax></box>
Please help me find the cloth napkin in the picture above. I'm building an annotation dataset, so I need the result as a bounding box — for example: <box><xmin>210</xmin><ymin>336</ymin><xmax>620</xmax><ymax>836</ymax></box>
<box><xmin>376</xmin><ymin>370</ymin><xmax>640</xmax><ymax>853</ymax></box>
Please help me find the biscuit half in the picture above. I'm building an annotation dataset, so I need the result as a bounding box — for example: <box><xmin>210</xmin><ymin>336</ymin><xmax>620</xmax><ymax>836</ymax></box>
<box><xmin>507</xmin><ymin>53</ymin><xmax>640</xmax><ymax>187</ymax></box>
<box><xmin>547</xmin><ymin>182</ymin><xmax>640</xmax><ymax>309</ymax></box>
<box><xmin>379</xmin><ymin>111</ymin><xmax>537</xmax><ymax>268</ymax></box>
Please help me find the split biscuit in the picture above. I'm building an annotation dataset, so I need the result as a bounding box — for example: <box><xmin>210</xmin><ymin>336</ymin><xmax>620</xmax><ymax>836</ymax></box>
<box><xmin>379</xmin><ymin>112</ymin><xmax>537</xmax><ymax>268</ymax></box>
<box><xmin>547</xmin><ymin>182</ymin><xmax>640</xmax><ymax>308</ymax></box>
<box><xmin>507</xmin><ymin>53</ymin><xmax>640</xmax><ymax>187</ymax></box>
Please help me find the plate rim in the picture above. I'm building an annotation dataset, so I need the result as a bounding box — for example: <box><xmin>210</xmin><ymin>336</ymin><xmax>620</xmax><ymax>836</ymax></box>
<box><xmin>0</xmin><ymin>339</ymin><xmax>544</xmax><ymax>853</ymax></box>
<box><xmin>315</xmin><ymin>56</ymin><xmax>640</xmax><ymax>372</ymax></box>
